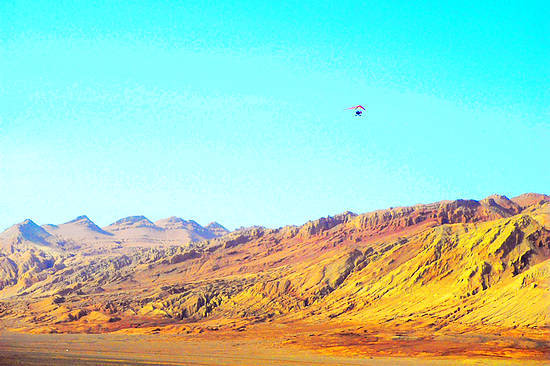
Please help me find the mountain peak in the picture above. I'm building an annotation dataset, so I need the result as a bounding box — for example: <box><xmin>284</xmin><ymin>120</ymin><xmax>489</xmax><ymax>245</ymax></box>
<box><xmin>105</xmin><ymin>216</ymin><xmax>158</xmax><ymax>231</ymax></box>
<box><xmin>0</xmin><ymin>218</ymin><xmax>53</xmax><ymax>248</ymax></box>
<box><xmin>109</xmin><ymin>215</ymin><xmax>153</xmax><ymax>225</ymax></box>
<box><xmin>480</xmin><ymin>194</ymin><xmax>521</xmax><ymax>216</ymax></box>
<box><xmin>65</xmin><ymin>215</ymin><xmax>93</xmax><ymax>224</ymax></box>
<box><xmin>486</xmin><ymin>193</ymin><xmax>510</xmax><ymax>200</ymax></box>
<box><xmin>74</xmin><ymin>214</ymin><xmax>90</xmax><ymax>221</ymax></box>
<box><xmin>61</xmin><ymin>215</ymin><xmax>112</xmax><ymax>236</ymax></box>
<box><xmin>167</xmin><ymin>216</ymin><xmax>184</xmax><ymax>222</ymax></box>
<box><xmin>205</xmin><ymin>222</ymin><xmax>230</xmax><ymax>237</ymax></box>
<box><xmin>155</xmin><ymin>217</ymin><xmax>214</xmax><ymax>236</ymax></box>
<box><xmin>511</xmin><ymin>193</ymin><xmax>550</xmax><ymax>209</ymax></box>
<box><xmin>20</xmin><ymin>218</ymin><xmax>38</xmax><ymax>227</ymax></box>
<box><xmin>155</xmin><ymin>216</ymin><xmax>187</xmax><ymax>229</ymax></box>
<box><xmin>15</xmin><ymin>219</ymin><xmax>47</xmax><ymax>233</ymax></box>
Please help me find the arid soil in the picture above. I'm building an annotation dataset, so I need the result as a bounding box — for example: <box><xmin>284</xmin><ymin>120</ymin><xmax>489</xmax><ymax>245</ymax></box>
<box><xmin>1</xmin><ymin>330</ymin><xmax>547</xmax><ymax>366</ymax></box>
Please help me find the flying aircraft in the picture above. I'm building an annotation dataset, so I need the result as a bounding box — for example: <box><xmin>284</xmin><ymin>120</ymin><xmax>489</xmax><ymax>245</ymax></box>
<box><xmin>345</xmin><ymin>105</ymin><xmax>366</xmax><ymax>117</ymax></box>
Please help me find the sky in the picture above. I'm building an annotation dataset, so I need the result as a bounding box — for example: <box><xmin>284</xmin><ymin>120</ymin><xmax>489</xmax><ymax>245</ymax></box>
<box><xmin>0</xmin><ymin>1</ymin><xmax>548</xmax><ymax>231</ymax></box>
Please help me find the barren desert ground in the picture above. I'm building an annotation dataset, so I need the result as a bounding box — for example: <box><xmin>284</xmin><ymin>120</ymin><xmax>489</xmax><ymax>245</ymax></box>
<box><xmin>2</xmin><ymin>331</ymin><xmax>548</xmax><ymax>366</ymax></box>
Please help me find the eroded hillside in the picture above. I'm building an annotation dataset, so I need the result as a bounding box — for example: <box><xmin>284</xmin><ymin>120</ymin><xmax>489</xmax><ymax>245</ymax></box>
<box><xmin>0</xmin><ymin>193</ymin><xmax>549</xmax><ymax>359</ymax></box>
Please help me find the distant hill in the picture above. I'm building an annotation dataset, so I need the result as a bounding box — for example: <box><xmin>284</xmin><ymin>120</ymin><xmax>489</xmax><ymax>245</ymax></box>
<box><xmin>105</xmin><ymin>215</ymin><xmax>159</xmax><ymax>231</ymax></box>
<box><xmin>0</xmin><ymin>214</ymin><xmax>229</xmax><ymax>253</ymax></box>
<box><xmin>205</xmin><ymin>222</ymin><xmax>230</xmax><ymax>237</ymax></box>
<box><xmin>44</xmin><ymin>215</ymin><xmax>113</xmax><ymax>242</ymax></box>
<box><xmin>0</xmin><ymin>219</ymin><xmax>57</xmax><ymax>251</ymax></box>
<box><xmin>155</xmin><ymin>216</ymin><xmax>217</xmax><ymax>240</ymax></box>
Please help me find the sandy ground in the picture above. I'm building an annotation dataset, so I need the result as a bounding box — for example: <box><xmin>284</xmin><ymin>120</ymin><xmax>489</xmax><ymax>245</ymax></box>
<box><xmin>1</xmin><ymin>331</ymin><xmax>548</xmax><ymax>366</ymax></box>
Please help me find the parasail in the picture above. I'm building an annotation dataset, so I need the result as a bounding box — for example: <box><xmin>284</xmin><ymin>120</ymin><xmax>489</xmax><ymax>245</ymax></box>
<box><xmin>345</xmin><ymin>105</ymin><xmax>366</xmax><ymax>116</ymax></box>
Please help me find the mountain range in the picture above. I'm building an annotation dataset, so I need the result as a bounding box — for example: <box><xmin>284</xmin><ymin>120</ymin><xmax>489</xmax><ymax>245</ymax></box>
<box><xmin>0</xmin><ymin>215</ymin><xmax>229</xmax><ymax>253</ymax></box>
<box><xmin>0</xmin><ymin>193</ymin><xmax>548</xmax><ymax>359</ymax></box>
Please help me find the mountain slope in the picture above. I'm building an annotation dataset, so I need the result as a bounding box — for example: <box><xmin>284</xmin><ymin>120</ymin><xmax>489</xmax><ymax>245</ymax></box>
<box><xmin>0</xmin><ymin>219</ymin><xmax>57</xmax><ymax>251</ymax></box>
<box><xmin>155</xmin><ymin>217</ymin><xmax>218</xmax><ymax>241</ymax></box>
<box><xmin>43</xmin><ymin>215</ymin><xmax>113</xmax><ymax>243</ymax></box>
<box><xmin>205</xmin><ymin>222</ymin><xmax>230</xmax><ymax>237</ymax></box>
<box><xmin>0</xmin><ymin>194</ymin><xmax>548</xmax><ymax>359</ymax></box>
<box><xmin>99</xmin><ymin>215</ymin><xmax>225</xmax><ymax>247</ymax></box>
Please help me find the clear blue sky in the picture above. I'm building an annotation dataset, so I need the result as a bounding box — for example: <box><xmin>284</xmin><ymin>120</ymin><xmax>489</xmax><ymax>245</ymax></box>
<box><xmin>1</xmin><ymin>1</ymin><xmax>548</xmax><ymax>231</ymax></box>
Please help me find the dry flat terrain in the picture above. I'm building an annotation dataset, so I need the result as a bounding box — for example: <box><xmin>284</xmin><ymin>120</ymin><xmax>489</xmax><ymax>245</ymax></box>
<box><xmin>1</xmin><ymin>331</ymin><xmax>547</xmax><ymax>366</ymax></box>
<box><xmin>0</xmin><ymin>193</ymin><xmax>549</xmax><ymax>364</ymax></box>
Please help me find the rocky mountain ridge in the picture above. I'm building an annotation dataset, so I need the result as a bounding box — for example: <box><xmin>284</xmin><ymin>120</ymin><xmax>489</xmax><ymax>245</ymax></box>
<box><xmin>0</xmin><ymin>215</ymin><xmax>230</xmax><ymax>253</ymax></box>
<box><xmin>0</xmin><ymin>193</ymin><xmax>548</xmax><ymax>359</ymax></box>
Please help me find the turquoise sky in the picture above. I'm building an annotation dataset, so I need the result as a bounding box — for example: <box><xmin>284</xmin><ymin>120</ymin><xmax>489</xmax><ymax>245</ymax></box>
<box><xmin>1</xmin><ymin>1</ymin><xmax>548</xmax><ymax>230</ymax></box>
